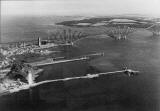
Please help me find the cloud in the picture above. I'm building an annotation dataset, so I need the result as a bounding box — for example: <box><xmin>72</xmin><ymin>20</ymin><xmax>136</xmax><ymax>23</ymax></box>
<box><xmin>1</xmin><ymin>0</ymin><xmax>160</xmax><ymax>17</ymax></box>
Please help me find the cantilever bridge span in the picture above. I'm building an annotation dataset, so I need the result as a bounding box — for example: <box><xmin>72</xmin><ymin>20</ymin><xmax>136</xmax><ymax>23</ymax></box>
<box><xmin>146</xmin><ymin>24</ymin><xmax>160</xmax><ymax>36</ymax></box>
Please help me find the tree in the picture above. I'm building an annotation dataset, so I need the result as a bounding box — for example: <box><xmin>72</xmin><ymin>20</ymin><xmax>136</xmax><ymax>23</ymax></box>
<box><xmin>7</xmin><ymin>60</ymin><xmax>33</xmax><ymax>82</ymax></box>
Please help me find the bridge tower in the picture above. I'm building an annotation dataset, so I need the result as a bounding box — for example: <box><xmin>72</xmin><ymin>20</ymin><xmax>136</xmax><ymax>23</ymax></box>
<box><xmin>146</xmin><ymin>24</ymin><xmax>160</xmax><ymax>36</ymax></box>
<box><xmin>52</xmin><ymin>29</ymin><xmax>88</xmax><ymax>45</ymax></box>
<box><xmin>105</xmin><ymin>26</ymin><xmax>135</xmax><ymax>40</ymax></box>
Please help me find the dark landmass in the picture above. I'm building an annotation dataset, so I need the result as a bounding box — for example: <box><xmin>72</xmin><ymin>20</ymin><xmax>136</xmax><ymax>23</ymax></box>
<box><xmin>56</xmin><ymin>16</ymin><xmax>155</xmax><ymax>28</ymax></box>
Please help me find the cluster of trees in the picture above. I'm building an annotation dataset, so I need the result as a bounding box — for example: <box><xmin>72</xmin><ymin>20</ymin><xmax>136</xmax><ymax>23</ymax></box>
<box><xmin>6</xmin><ymin>60</ymin><xmax>33</xmax><ymax>82</ymax></box>
<box><xmin>105</xmin><ymin>26</ymin><xmax>135</xmax><ymax>40</ymax></box>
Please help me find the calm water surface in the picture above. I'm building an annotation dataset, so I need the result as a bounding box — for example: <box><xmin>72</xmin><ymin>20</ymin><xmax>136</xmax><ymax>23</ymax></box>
<box><xmin>0</xmin><ymin>31</ymin><xmax>160</xmax><ymax>111</ymax></box>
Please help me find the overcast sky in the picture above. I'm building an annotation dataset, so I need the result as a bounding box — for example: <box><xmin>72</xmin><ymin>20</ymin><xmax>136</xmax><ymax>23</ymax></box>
<box><xmin>1</xmin><ymin>0</ymin><xmax>160</xmax><ymax>17</ymax></box>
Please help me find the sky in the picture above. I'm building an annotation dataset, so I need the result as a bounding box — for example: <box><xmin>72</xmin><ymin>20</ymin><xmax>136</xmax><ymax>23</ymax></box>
<box><xmin>1</xmin><ymin>0</ymin><xmax>160</xmax><ymax>17</ymax></box>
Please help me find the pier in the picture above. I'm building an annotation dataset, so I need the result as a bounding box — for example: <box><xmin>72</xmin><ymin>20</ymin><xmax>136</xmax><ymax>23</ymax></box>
<box><xmin>146</xmin><ymin>24</ymin><xmax>160</xmax><ymax>36</ymax></box>
<box><xmin>0</xmin><ymin>68</ymin><xmax>139</xmax><ymax>96</ymax></box>
<box><xmin>29</xmin><ymin>56</ymin><xmax>89</xmax><ymax>67</ymax></box>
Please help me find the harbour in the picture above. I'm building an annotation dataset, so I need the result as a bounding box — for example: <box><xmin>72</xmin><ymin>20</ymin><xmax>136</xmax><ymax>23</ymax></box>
<box><xmin>1</xmin><ymin>1</ymin><xmax>160</xmax><ymax>110</ymax></box>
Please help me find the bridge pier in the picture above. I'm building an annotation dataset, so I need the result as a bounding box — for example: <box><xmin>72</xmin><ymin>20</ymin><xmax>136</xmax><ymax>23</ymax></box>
<box><xmin>105</xmin><ymin>26</ymin><xmax>135</xmax><ymax>40</ymax></box>
<box><xmin>146</xmin><ymin>24</ymin><xmax>160</xmax><ymax>36</ymax></box>
<box><xmin>50</xmin><ymin>29</ymin><xmax>87</xmax><ymax>46</ymax></box>
<box><xmin>152</xmin><ymin>31</ymin><xmax>160</xmax><ymax>36</ymax></box>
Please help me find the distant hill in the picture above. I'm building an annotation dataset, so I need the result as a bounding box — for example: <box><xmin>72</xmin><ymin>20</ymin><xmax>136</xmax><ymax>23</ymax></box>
<box><xmin>1</xmin><ymin>15</ymin><xmax>84</xmax><ymax>43</ymax></box>
<box><xmin>56</xmin><ymin>16</ymin><xmax>154</xmax><ymax>28</ymax></box>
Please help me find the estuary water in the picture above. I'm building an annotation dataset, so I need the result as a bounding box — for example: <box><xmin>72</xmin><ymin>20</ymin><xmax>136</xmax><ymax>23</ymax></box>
<box><xmin>0</xmin><ymin>17</ymin><xmax>160</xmax><ymax>111</ymax></box>
<box><xmin>0</xmin><ymin>33</ymin><xmax>160</xmax><ymax>111</ymax></box>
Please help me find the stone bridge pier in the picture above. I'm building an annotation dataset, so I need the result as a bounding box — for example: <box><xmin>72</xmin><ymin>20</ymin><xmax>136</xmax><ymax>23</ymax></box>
<box><xmin>105</xmin><ymin>26</ymin><xmax>135</xmax><ymax>40</ymax></box>
<box><xmin>146</xmin><ymin>24</ymin><xmax>160</xmax><ymax>36</ymax></box>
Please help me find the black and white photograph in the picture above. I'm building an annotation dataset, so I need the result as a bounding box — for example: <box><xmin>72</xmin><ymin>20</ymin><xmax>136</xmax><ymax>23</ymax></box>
<box><xmin>0</xmin><ymin>0</ymin><xmax>160</xmax><ymax>111</ymax></box>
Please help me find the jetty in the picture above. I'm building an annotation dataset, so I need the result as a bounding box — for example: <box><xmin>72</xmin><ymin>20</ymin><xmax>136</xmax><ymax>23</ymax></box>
<box><xmin>28</xmin><ymin>52</ymin><xmax>104</xmax><ymax>67</ymax></box>
<box><xmin>0</xmin><ymin>68</ymin><xmax>139</xmax><ymax>96</ymax></box>
<box><xmin>29</xmin><ymin>56</ymin><xmax>89</xmax><ymax>67</ymax></box>
<box><xmin>146</xmin><ymin>23</ymin><xmax>160</xmax><ymax>35</ymax></box>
